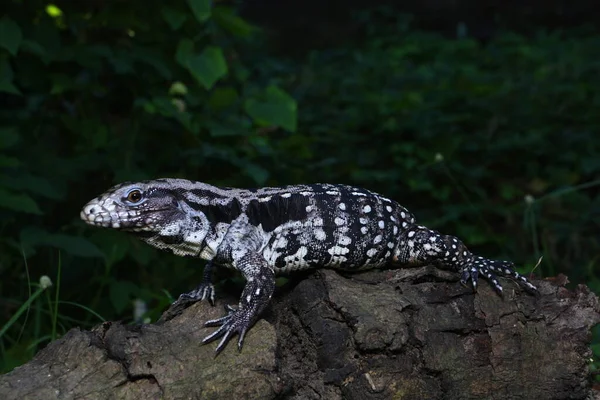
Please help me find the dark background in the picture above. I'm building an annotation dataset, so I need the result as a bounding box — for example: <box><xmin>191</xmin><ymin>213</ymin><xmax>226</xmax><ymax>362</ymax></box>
<box><xmin>1</xmin><ymin>0</ymin><xmax>599</xmax><ymax>374</ymax></box>
<box><xmin>242</xmin><ymin>0</ymin><xmax>600</xmax><ymax>48</ymax></box>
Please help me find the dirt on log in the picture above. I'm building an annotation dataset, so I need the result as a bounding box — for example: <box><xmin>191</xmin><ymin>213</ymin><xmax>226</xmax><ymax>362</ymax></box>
<box><xmin>1</xmin><ymin>268</ymin><xmax>599</xmax><ymax>400</ymax></box>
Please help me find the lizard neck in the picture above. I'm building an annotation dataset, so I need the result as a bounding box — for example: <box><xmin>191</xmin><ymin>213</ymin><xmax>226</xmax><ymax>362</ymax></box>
<box><xmin>133</xmin><ymin>181</ymin><xmax>247</xmax><ymax>259</ymax></box>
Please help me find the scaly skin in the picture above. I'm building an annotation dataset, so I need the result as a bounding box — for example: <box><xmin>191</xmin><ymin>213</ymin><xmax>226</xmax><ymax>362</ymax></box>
<box><xmin>81</xmin><ymin>178</ymin><xmax>537</xmax><ymax>354</ymax></box>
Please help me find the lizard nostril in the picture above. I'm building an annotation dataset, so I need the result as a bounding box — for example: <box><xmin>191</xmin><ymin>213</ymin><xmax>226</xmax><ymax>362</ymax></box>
<box><xmin>82</xmin><ymin>204</ymin><xmax>98</xmax><ymax>216</ymax></box>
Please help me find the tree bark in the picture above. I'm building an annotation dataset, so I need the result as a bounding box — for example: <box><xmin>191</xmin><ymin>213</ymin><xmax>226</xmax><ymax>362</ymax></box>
<box><xmin>1</xmin><ymin>268</ymin><xmax>599</xmax><ymax>400</ymax></box>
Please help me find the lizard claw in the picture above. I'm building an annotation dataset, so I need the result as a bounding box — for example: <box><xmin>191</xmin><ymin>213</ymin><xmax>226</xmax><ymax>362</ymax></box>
<box><xmin>460</xmin><ymin>257</ymin><xmax>537</xmax><ymax>295</ymax></box>
<box><xmin>175</xmin><ymin>282</ymin><xmax>216</xmax><ymax>306</ymax></box>
<box><xmin>460</xmin><ymin>263</ymin><xmax>502</xmax><ymax>294</ymax></box>
<box><xmin>460</xmin><ymin>266</ymin><xmax>480</xmax><ymax>292</ymax></box>
<box><xmin>202</xmin><ymin>305</ymin><xmax>253</xmax><ymax>354</ymax></box>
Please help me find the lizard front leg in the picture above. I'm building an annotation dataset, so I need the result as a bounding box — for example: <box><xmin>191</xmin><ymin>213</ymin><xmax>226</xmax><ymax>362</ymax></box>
<box><xmin>174</xmin><ymin>260</ymin><xmax>217</xmax><ymax>306</ymax></box>
<box><xmin>202</xmin><ymin>252</ymin><xmax>275</xmax><ymax>354</ymax></box>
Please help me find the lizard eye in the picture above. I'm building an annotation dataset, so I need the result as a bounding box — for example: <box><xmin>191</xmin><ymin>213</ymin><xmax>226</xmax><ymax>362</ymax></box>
<box><xmin>124</xmin><ymin>189</ymin><xmax>144</xmax><ymax>205</ymax></box>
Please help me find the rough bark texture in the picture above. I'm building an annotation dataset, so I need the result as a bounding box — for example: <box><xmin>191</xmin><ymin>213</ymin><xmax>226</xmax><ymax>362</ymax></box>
<box><xmin>1</xmin><ymin>268</ymin><xmax>599</xmax><ymax>400</ymax></box>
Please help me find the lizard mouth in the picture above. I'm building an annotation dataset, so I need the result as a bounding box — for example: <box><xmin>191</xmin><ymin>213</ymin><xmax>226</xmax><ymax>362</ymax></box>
<box><xmin>79</xmin><ymin>206</ymin><xmax>173</xmax><ymax>231</ymax></box>
<box><xmin>79</xmin><ymin>208</ymin><xmax>133</xmax><ymax>229</ymax></box>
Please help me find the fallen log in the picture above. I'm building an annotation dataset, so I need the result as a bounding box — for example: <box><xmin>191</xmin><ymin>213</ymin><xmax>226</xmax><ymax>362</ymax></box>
<box><xmin>1</xmin><ymin>268</ymin><xmax>598</xmax><ymax>399</ymax></box>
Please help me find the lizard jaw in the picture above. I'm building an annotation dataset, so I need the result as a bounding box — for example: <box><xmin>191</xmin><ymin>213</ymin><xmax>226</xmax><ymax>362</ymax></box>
<box><xmin>80</xmin><ymin>201</ymin><xmax>163</xmax><ymax>231</ymax></box>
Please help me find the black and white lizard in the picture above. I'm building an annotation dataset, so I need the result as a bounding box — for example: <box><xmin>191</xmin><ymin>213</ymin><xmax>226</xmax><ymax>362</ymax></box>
<box><xmin>80</xmin><ymin>179</ymin><xmax>537</xmax><ymax>354</ymax></box>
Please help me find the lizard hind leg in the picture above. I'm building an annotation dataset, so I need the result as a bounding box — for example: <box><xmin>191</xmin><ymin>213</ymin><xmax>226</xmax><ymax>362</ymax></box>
<box><xmin>393</xmin><ymin>224</ymin><xmax>537</xmax><ymax>294</ymax></box>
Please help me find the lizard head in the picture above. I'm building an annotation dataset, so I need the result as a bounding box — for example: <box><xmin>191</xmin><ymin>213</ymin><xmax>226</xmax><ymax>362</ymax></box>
<box><xmin>80</xmin><ymin>181</ymin><xmax>186</xmax><ymax>233</ymax></box>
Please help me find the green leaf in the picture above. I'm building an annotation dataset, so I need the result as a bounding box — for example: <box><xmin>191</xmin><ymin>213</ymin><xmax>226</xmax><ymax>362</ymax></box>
<box><xmin>244</xmin><ymin>163</ymin><xmax>269</xmax><ymax>185</ymax></box>
<box><xmin>129</xmin><ymin>242</ymin><xmax>155</xmax><ymax>266</ymax></box>
<box><xmin>0</xmin><ymin>127</ymin><xmax>19</xmax><ymax>148</ymax></box>
<box><xmin>50</xmin><ymin>73</ymin><xmax>77</xmax><ymax>95</ymax></box>
<box><xmin>0</xmin><ymin>189</ymin><xmax>42</xmax><ymax>214</ymax></box>
<box><xmin>0</xmin><ymin>58</ymin><xmax>20</xmax><ymax>94</ymax></box>
<box><xmin>0</xmin><ymin>81</ymin><xmax>20</xmax><ymax>95</ymax></box>
<box><xmin>89</xmin><ymin>231</ymin><xmax>130</xmax><ymax>266</ymax></box>
<box><xmin>174</xmin><ymin>110</ymin><xmax>196</xmax><ymax>133</ymax></box>
<box><xmin>206</xmin><ymin>122</ymin><xmax>245</xmax><ymax>137</ymax></box>
<box><xmin>244</xmin><ymin>86</ymin><xmax>297</xmax><ymax>132</ymax></box>
<box><xmin>212</xmin><ymin>7</ymin><xmax>256</xmax><ymax>37</ymax></box>
<box><xmin>149</xmin><ymin>96</ymin><xmax>178</xmax><ymax>117</ymax></box>
<box><xmin>592</xmin><ymin>343</ymin><xmax>600</xmax><ymax>357</ymax></box>
<box><xmin>0</xmin><ymin>155</ymin><xmax>20</xmax><ymax>167</ymax></box>
<box><xmin>187</xmin><ymin>0</ymin><xmax>212</xmax><ymax>24</ymax></box>
<box><xmin>0</xmin><ymin>17</ymin><xmax>23</xmax><ymax>55</ymax></box>
<box><xmin>20</xmin><ymin>227</ymin><xmax>104</xmax><ymax>257</ymax></box>
<box><xmin>20</xmin><ymin>39</ymin><xmax>47</xmax><ymax>59</ymax></box>
<box><xmin>109</xmin><ymin>49</ymin><xmax>134</xmax><ymax>74</ymax></box>
<box><xmin>175</xmin><ymin>38</ymin><xmax>194</xmax><ymax>67</ymax></box>
<box><xmin>233</xmin><ymin>65</ymin><xmax>250</xmax><ymax>82</ymax></box>
<box><xmin>188</xmin><ymin>46</ymin><xmax>228</xmax><ymax>90</ymax></box>
<box><xmin>132</xmin><ymin>47</ymin><xmax>172</xmax><ymax>79</ymax></box>
<box><xmin>44</xmin><ymin>235</ymin><xmax>105</xmax><ymax>258</ymax></box>
<box><xmin>109</xmin><ymin>281</ymin><xmax>139</xmax><ymax>314</ymax></box>
<box><xmin>0</xmin><ymin>173</ymin><xmax>65</xmax><ymax>200</ymax></box>
<box><xmin>208</xmin><ymin>86</ymin><xmax>238</xmax><ymax>109</ymax></box>
<box><xmin>0</xmin><ymin>58</ymin><xmax>13</xmax><ymax>80</ymax></box>
<box><xmin>162</xmin><ymin>8</ymin><xmax>188</xmax><ymax>30</ymax></box>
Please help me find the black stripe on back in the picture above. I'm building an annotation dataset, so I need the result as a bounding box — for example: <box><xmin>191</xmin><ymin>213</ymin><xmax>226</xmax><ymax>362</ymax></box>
<box><xmin>245</xmin><ymin>194</ymin><xmax>310</xmax><ymax>232</ymax></box>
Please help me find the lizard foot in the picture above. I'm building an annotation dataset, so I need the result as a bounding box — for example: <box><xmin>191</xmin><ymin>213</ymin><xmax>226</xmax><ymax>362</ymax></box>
<box><xmin>174</xmin><ymin>282</ymin><xmax>216</xmax><ymax>306</ymax></box>
<box><xmin>202</xmin><ymin>305</ymin><xmax>254</xmax><ymax>354</ymax></box>
<box><xmin>460</xmin><ymin>257</ymin><xmax>537</xmax><ymax>294</ymax></box>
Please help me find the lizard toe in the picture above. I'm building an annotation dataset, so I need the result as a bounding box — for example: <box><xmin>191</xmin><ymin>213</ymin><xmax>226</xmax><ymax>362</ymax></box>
<box><xmin>460</xmin><ymin>266</ymin><xmax>479</xmax><ymax>292</ymax></box>
<box><xmin>202</xmin><ymin>306</ymin><xmax>254</xmax><ymax>354</ymax></box>
<box><xmin>175</xmin><ymin>282</ymin><xmax>217</xmax><ymax>306</ymax></box>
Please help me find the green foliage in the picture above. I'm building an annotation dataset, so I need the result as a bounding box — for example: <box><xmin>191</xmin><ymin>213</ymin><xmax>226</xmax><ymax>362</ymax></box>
<box><xmin>188</xmin><ymin>46</ymin><xmax>228</xmax><ymax>90</ymax></box>
<box><xmin>0</xmin><ymin>16</ymin><xmax>23</xmax><ymax>56</ymax></box>
<box><xmin>245</xmin><ymin>85</ymin><xmax>298</xmax><ymax>132</ymax></box>
<box><xmin>1</xmin><ymin>3</ymin><xmax>598</xmax><ymax>374</ymax></box>
<box><xmin>0</xmin><ymin>0</ymin><xmax>296</xmax><ymax>372</ymax></box>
